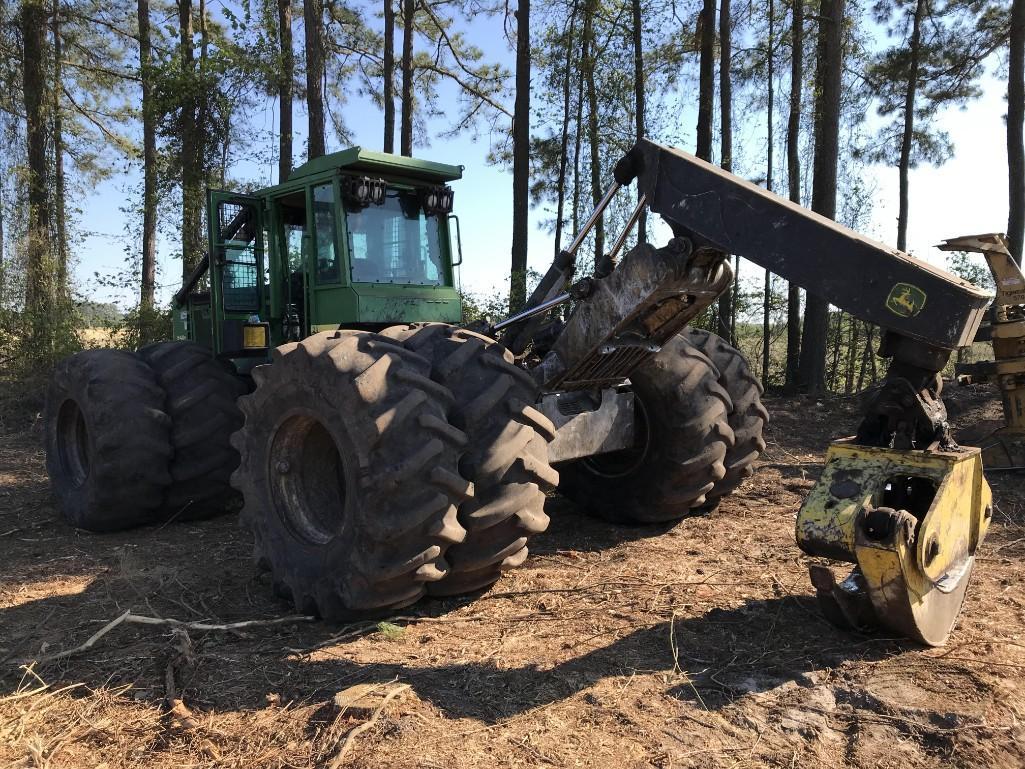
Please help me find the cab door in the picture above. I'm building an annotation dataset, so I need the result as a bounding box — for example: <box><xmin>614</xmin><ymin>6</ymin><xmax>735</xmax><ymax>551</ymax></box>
<box><xmin>207</xmin><ymin>191</ymin><xmax>266</xmax><ymax>354</ymax></box>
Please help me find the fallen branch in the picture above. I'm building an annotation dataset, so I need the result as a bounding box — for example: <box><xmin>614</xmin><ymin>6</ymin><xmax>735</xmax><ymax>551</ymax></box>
<box><xmin>18</xmin><ymin>612</ymin><xmax>315</xmax><ymax>665</ymax></box>
<box><xmin>124</xmin><ymin>613</ymin><xmax>315</xmax><ymax>632</ymax></box>
<box><xmin>326</xmin><ymin>684</ymin><xmax>411</xmax><ymax>769</ymax></box>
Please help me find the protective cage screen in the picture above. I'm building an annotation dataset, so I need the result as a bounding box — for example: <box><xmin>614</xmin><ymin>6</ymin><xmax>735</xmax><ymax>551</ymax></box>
<box><xmin>218</xmin><ymin>200</ymin><xmax>260</xmax><ymax>312</ymax></box>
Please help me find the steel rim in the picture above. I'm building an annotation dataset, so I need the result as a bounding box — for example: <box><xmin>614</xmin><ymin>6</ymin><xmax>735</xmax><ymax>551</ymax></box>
<box><xmin>269</xmin><ymin>413</ymin><xmax>347</xmax><ymax>545</ymax></box>
<box><xmin>56</xmin><ymin>398</ymin><xmax>90</xmax><ymax>487</ymax></box>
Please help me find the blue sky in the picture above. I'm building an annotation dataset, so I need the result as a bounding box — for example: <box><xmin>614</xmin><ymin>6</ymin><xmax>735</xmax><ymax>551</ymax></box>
<box><xmin>72</xmin><ymin>10</ymin><xmax>1012</xmax><ymax>310</ymax></box>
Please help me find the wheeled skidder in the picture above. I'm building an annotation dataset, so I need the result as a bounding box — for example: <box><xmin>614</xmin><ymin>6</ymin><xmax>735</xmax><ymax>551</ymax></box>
<box><xmin>46</xmin><ymin>141</ymin><xmax>997</xmax><ymax>645</ymax></box>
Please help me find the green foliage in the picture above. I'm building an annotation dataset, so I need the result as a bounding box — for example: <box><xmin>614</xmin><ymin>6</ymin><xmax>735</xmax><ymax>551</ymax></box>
<box><xmin>860</xmin><ymin>0</ymin><xmax>991</xmax><ymax>170</ymax></box>
<box><xmin>76</xmin><ymin>300</ymin><xmax>122</xmax><ymax>327</ymax></box>
<box><xmin>375</xmin><ymin>621</ymin><xmax>405</xmax><ymax>640</ymax></box>
<box><xmin>946</xmin><ymin>250</ymin><xmax>996</xmax><ymax>291</ymax></box>
<box><xmin>105</xmin><ymin>301</ymin><xmax>173</xmax><ymax>350</ymax></box>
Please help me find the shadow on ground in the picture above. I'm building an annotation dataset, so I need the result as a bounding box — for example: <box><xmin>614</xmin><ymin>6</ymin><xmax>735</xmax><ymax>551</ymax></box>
<box><xmin>0</xmin><ymin>552</ymin><xmax>899</xmax><ymax>724</ymax></box>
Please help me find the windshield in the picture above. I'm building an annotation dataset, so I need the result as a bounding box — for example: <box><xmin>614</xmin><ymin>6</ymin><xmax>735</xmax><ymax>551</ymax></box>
<box><xmin>346</xmin><ymin>189</ymin><xmax>447</xmax><ymax>285</ymax></box>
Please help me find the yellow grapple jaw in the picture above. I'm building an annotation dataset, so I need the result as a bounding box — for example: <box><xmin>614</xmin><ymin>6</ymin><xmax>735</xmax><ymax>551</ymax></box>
<box><xmin>796</xmin><ymin>440</ymin><xmax>992</xmax><ymax>646</ymax></box>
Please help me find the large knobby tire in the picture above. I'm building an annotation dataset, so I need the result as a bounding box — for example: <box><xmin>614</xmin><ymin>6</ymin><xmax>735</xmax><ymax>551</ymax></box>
<box><xmin>383</xmin><ymin>323</ymin><xmax>558</xmax><ymax>596</ymax></box>
<box><xmin>140</xmin><ymin>341</ymin><xmax>248</xmax><ymax>521</ymax></box>
<box><xmin>231</xmin><ymin>330</ymin><xmax>472</xmax><ymax>619</ymax></box>
<box><xmin>45</xmin><ymin>349</ymin><xmax>172</xmax><ymax>532</ymax></box>
<box><xmin>682</xmin><ymin>328</ymin><xmax>768</xmax><ymax>507</ymax></box>
<box><xmin>557</xmin><ymin>333</ymin><xmax>735</xmax><ymax>523</ymax></box>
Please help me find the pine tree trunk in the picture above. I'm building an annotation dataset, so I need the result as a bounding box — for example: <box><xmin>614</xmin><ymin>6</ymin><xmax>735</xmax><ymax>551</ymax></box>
<box><xmin>510</xmin><ymin>0</ymin><xmax>530</xmax><ymax>312</ymax></box>
<box><xmin>304</xmin><ymin>0</ymin><xmax>325</xmax><ymax>158</ymax></box>
<box><xmin>632</xmin><ymin>0</ymin><xmax>646</xmax><ymax>244</ymax></box>
<box><xmin>828</xmin><ymin>310</ymin><xmax>842</xmax><ymax>389</ymax></box>
<box><xmin>845</xmin><ymin>317</ymin><xmax>859</xmax><ymax>393</ymax></box>
<box><xmin>784</xmin><ymin>0</ymin><xmax>803</xmax><ymax>393</ymax></box>
<box><xmin>1009</xmin><ymin>0</ymin><xmax>1025</xmax><ymax>264</ymax></box>
<box><xmin>400</xmin><ymin>0</ymin><xmax>414</xmax><ymax>156</ymax></box>
<box><xmin>0</xmin><ymin>172</ymin><xmax>5</xmax><ymax>310</ymax></box>
<box><xmin>20</xmin><ymin>0</ymin><xmax>53</xmax><ymax>349</ymax></box>
<box><xmin>139</xmin><ymin>0</ymin><xmax>158</xmax><ymax>309</ymax></box>
<box><xmin>696</xmin><ymin>0</ymin><xmax>715</xmax><ymax>161</ymax></box>
<box><xmin>553</xmin><ymin>4</ymin><xmax>578</xmax><ymax>256</ymax></box>
<box><xmin>583</xmin><ymin>0</ymin><xmax>603</xmax><ymax>263</ymax></box>
<box><xmin>179</xmin><ymin>0</ymin><xmax>203</xmax><ymax>280</ymax></box>
<box><xmin>797</xmin><ymin>0</ymin><xmax>843</xmax><ymax>395</ymax></box>
<box><xmin>897</xmin><ymin>0</ymin><xmax>925</xmax><ymax>252</ymax></box>
<box><xmin>716</xmin><ymin>0</ymin><xmax>733</xmax><ymax>343</ymax></box>
<box><xmin>278</xmin><ymin>0</ymin><xmax>294</xmax><ymax>181</ymax></box>
<box><xmin>572</xmin><ymin>35</ymin><xmax>584</xmax><ymax>245</ymax></box>
<box><xmin>52</xmin><ymin>0</ymin><xmax>67</xmax><ymax>295</ymax></box>
<box><xmin>763</xmin><ymin>0</ymin><xmax>775</xmax><ymax>386</ymax></box>
<box><xmin>383</xmin><ymin>0</ymin><xmax>395</xmax><ymax>153</ymax></box>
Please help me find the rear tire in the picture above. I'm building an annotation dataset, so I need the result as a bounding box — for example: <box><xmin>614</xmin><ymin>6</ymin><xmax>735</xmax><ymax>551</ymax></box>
<box><xmin>45</xmin><ymin>349</ymin><xmax>172</xmax><ymax>532</ymax></box>
<box><xmin>557</xmin><ymin>333</ymin><xmax>734</xmax><ymax>523</ymax></box>
<box><xmin>383</xmin><ymin>324</ymin><xmax>557</xmax><ymax>596</ymax></box>
<box><xmin>231</xmin><ymin>330</ymin><xmax>472</xmax><ymax>619</ymax></box>
<box><xmin>140</xmin><ymin>341</ymin><xmax>247</xmax><ymax>521</ymax></box>
<box><xmin>682</xmin><ymin>328</ymin><xmax>768</xmax><ymax>509</ymax></box>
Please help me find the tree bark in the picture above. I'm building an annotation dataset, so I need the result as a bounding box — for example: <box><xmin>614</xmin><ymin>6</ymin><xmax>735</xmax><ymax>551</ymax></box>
<box><xmin>763</xmin><ymin>0</ymin><xmax>775</xmax><ymax>386</ymax></box>
<box><xmin>21</xmin><ymin>0</ymin><xmax>53</xmax><ymax>345</ymax></box>
<box><xmin>553</xmin><ymin>3</ymin><xmax>578</xmax><ymax>256</ymax></box>
<box><xmin>896</xmin><ymin>0</ymin><xmax>925</xmax><ymax>252</ymax></box>
<box><xmin>304</xmin><ymin>0</ymin><xmax>325</xmax><ymax>158</ymax></box>
<box><xmin>784</xmin><ymin>0</ymin><xmax>803</xmax><ymax>393</ymax></box>
<box><xmin>572</xmin><ymin>32</ymin><xmax>585</xmax><ymax>244</ymax></box>
<box><xmin>716</xmin><ymin>0</ymin><xmax>733</xmax><ymax>343</ymax></box>
<box><xmin>510</xmin><ymin>0</ymin><xmax>530</xmax><ymax>311</ymax></box>
<box><xmin>1009</xmin><ymin>0</ymin><xmax>1025</xmax><ymax>264</ymax></box>
<box><xmin>139</xmin><ymin>0</ymin><xmax>158</xmax><ymax>309</ymax></box>
<box><xmin>179</xmin><ymin>0</ymin><xmax>203</xmax><ymax>280</ymax></box>
<box><xmin>695</xmin><ymin>0</ymin><xmax>715</xmax><ymax>161</ymax></box>
<box><xmin>797</xmin><ymin>0</ymin><xmax>843</xmax><ymax>395</ymax></box>
<box><xmin>400</xmin><ymin>0</ymin><xmax>414</xmax><ymax>156</ymax></box>
<box><xmin>52</xmin><ymin>0</ymin><xmax>67</xmax><ymax>295</ymax></box>
<box><xmin>278</xmin><ymin>0</ymin><xmax>294</xmax><ymax>181</ymax></box>
<box><xmin>632</xmin><ymin>0</ymin><xmax>646</xmax><ymax>244</ymax></box>
<box><xmin>383</xmin><ymin>0</ymin><xmax>395</xmax><ymax>153</ymax></box>
<box><xmin>583</xmin><ymin>0</ymin><xmax>603</xmax><ymax>264</ymax></box>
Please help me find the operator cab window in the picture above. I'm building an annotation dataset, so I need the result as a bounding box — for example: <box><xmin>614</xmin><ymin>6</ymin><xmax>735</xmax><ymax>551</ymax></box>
<box><xmin>347</xmin><ymin>189</ymin><xmax>446</xmax><ymax>285</ymax></box>
<box><xmin>312</xmin><ymin>183</ymin><xmax>340</xmax><ymax>283</ymax></box>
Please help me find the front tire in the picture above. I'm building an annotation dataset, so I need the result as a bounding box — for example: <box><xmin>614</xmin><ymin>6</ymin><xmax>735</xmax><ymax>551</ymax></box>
<box><xmin>557</xmin><ymin>333</ymin><xmax>734</xmax><ymax>523</ymax></box>
<box><xmin>384</xmin><ymin>324</ymin><xmax>558</xmax><ymax>596</ymax></box>
<box><xmin>231</xmin><ymin>330</ymin><xmax>472</xmax><ymax>619</ymax></box>
<box><xmin>45</xmin><ymin>349</ymin><xmax>173</xmax><ymax>531</ymax></box>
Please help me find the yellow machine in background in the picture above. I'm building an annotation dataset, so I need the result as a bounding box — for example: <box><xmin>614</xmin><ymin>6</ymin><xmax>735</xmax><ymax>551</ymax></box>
<box><xmin>946</xmin><ymin>234</ymin><xmax>1025</xmax><ymax>469</ymax></box>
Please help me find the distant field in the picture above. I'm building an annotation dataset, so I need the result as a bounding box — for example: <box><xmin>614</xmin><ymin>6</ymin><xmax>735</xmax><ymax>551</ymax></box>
<box><xmin>77</xmin><ymin>327</ymin><xmax>126</xmax><ymax>347</ymax></box>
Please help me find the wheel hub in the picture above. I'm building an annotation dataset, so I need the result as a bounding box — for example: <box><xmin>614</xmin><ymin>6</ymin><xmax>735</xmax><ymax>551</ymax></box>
<box><xmin>56</xmin><ymin>398</ymin><xmax>90</xmax><ymax>487</ymax></box>
<box><xmin>269</xmin><ymin>413</ymin><xmax>347</xmax><ymax>545</ymax></box>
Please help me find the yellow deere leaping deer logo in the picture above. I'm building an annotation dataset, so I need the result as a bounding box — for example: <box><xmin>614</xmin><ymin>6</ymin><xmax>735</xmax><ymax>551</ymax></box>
<box><xmin>885</xmin><ymin>283</ymin><xmax>927</xmax><ymax>318</ymax></box>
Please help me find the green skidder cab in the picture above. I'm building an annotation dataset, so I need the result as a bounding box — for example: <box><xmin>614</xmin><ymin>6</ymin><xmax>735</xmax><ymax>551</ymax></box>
<box><xmin>47</xmin><ymin>139</ymin><xmax>999</xmax><ymax>644</ymax></box>
<box><xmin>172</xmin><ymin>148</ymin><xmax>465</xmax><ymax>366</ymax></box>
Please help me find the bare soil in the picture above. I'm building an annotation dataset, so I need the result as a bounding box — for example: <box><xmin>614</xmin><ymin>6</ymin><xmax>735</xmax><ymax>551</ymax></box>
<box><xmin>1</xmin><ymin>384</ymin><xmax>1024</xmax><ymax>768</ymax></box>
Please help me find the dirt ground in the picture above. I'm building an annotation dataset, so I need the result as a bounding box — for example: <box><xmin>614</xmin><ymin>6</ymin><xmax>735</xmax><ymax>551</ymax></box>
<box><xmin>1</xmin><ymin>384</ymin><xmax>1024</xmax><ymax>769</ymax></box>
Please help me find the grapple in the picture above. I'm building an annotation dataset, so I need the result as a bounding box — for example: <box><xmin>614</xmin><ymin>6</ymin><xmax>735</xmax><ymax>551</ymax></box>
<box><xmin>796</xmin><ymin>441</ymin><xmax>992</xmax><ymax>645</ymax></box>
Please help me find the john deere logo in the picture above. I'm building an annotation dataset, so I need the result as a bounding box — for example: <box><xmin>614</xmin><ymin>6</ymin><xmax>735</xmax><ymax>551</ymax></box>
<box><xmin>885</xmin><ymin>283</ymin><xmax>927</xmax><ymax>318</ymax></box>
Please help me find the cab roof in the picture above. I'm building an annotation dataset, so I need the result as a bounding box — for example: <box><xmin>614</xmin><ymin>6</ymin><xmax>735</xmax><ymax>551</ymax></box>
<box><xmin>287</xmin><ymin>147</ymin><xmax>464</xmax><ymax>184</ymax></box>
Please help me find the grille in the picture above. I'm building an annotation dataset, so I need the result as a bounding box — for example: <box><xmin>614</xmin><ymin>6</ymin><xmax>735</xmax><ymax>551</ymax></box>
<box><xmin>558</xmin><ymin>344</ymin><xmax>654</xmax><ymax>391</ymax></box>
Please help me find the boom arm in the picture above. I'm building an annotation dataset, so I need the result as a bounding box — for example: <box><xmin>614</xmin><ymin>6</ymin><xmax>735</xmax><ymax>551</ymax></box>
<box><xmin>615</xmin><ymin>139</ymin><xmax>991</xmax><ymax>351</ymax></box>
<box><xmin>504</xmin><ymin>138</ymin><xmax>996</xmax><ymax>450</ymax></box>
